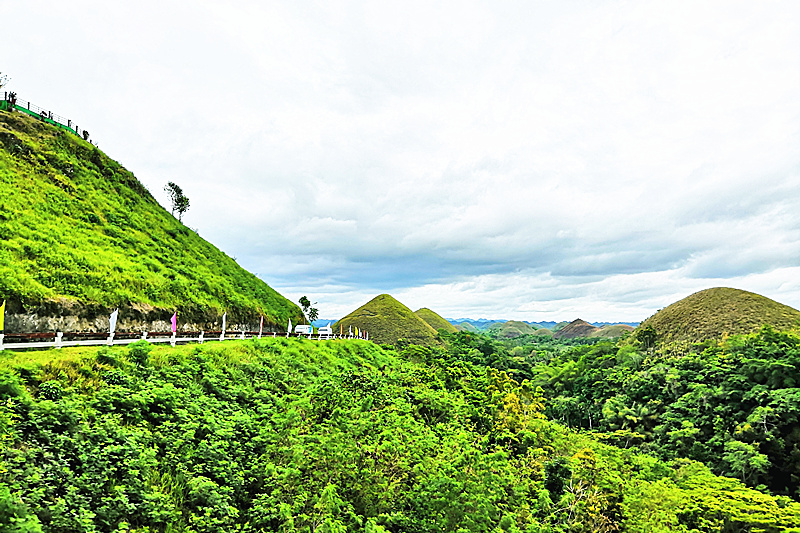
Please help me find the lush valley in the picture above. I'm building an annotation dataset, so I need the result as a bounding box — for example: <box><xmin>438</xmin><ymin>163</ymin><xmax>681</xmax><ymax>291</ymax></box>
<box><xmin>3</xmin><ymin>336</ymin><xmax>800</xmax><ymax>533</ymax></box>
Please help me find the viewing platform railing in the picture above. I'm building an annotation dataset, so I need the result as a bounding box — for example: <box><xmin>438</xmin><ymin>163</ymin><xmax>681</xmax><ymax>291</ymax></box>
<box><xmin>1</xmin><ymin>91</ymin><xmax>87</xmax><ymax>139</ymax></box>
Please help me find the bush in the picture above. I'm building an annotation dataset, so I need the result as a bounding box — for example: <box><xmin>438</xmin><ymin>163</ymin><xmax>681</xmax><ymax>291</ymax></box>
<box><xmin>128</xmin><ymin>340</ymin><xmax>152</xmax><ymax>367</ymax></box>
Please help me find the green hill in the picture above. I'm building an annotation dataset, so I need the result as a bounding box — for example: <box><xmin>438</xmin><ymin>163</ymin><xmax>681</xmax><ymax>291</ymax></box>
<box><xmin>590</xmin><ymin>324</ymin><xmax>635</xmax><ymax>338</ymax></box>
<box><xmin>334</xmin><ymin>294</ymin><xmax>440</xmax><ymax>346</ymax></box>
<box><xmin>0</xmin><ymin>108</ymin><xmax>302</xmax><ymax>332</ymax></box>
<box><xmin>554</xmin><ymin>319</ymin><xmax>600</xmax><ymax>339</ymax></box>
<box><xmin>639</xmin><ymin>287</ymin><xmax>800</xmax><ymax>344</ymax></box>
<box><xmin>414</xmin><ymin>307</ymin><xmax>458</xmax><ymax>333</ymax></box>
<box><xmin>488</xmin><ymin>320</ymin><xmax>538</xmax><ymax>338</ymax></box>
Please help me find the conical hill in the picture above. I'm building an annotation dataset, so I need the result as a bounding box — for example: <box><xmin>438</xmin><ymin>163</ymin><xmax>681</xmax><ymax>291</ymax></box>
<box><xmin>554</xmin><ymin>319</ymin><xmax>600</xmax><ymax>339</ymax></box>
<box><xmin>0</xmin><ymin>108</ymin><xmax>303</xmax><ymax>333</ymax></box>
<box><xmin>489</xmin><ymin>320</ymin><xmax>538</xmax><ymax>338</ymax></box>
<box><xmin>639</xmin><ymin>287</ymin><xmax>800</xmax><ymax>344</ymax></box>
<box><xmin>414</xmin><ymin>307</ymin><xmax>458</xmax><ymax>333</ymax></box>
<box><xmin>590</xmin><ymin>324</ymin><xmax>635</xmax><ymax>338</ymax></box>
<box><xmin>335</xmin><ymin>294</ymin><xmax>441</xmax><ymax>346</ymax></box>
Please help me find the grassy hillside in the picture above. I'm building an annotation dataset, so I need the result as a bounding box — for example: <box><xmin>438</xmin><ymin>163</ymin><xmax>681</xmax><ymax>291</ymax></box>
<box><xmin>334</xmin><ymin>294</ymin><xmax>441</xmax><ymax>346</ymax></box>
<box><xmin>488</xmin><ymin>320</ymin><xmax>539</xmax><ymax>339</ymax></box>
<box><xmin>414</xmin><ymin>307</ymin><xmax>458</xmax><ymax>333</ymax></box>
<box><xmin>2</xmin><ymin>338</ymin><xmax>800</xmax><ymax>532</ymax></box>
<box><xmin>590</xmin><ymin>324</ymin><xmax>635</xmax><ymax>338</ymax></box>
<box><xmin>554</xmin><ymin>319</ymin><xmax>599</xmax><ymax>339</ymax></box>
<box><xmin>0</xmin><ymin>109</ymin><xmax>302</xmax><ymax>330</ymax></box>
<box><xmin>640</xmin><ymin>287</ymin><xmax>800</xmax><ymax>344</ymax></box>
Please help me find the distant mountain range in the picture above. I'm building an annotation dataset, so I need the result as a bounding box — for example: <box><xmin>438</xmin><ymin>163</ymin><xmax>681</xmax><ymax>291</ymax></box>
<box><xmin>313</xmin><ymin>318</ymin><xmax>640</xmax><ymax>330</ymax></box>
<box><xmin>445</xmin><ymin>318</ymin><xmax>639</xmax><ymax>331</ymax></box>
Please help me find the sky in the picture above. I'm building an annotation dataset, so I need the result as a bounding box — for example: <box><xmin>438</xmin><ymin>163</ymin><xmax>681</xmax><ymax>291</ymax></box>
<box><xmin>3</xmin><ymin>0</ymin><xmax>800</xmax><ymax>322</ymax></box>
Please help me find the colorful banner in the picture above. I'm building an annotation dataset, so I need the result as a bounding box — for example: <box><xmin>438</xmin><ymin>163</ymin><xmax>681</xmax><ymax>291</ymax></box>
<box><xmin>259</xmin><ymin>316</ymin><xmax>263</xmax><ymax>336</ymax></box>
<box><xmin>0</xmin><ymin>300</ymin><xmax>5</xmax><ymax>332</ymax></box>
<box><xmin>222</xmin><ymin>312</ymin><xmax>227</xmax><ymax>333</ymax></box>
<box><xmin>171</xmin><ymin>312</ymin><xmax>177</xmax><ymax>333</ymax></box>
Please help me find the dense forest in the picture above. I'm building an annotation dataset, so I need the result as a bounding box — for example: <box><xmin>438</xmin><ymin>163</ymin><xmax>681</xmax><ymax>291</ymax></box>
<box><xmin>454</xmin><ymin>326</ymin><xmax>800</xmax><ymax>498</ymax></box>
<box><xmin>2</xmin><ymin>331</ymin><xmax>800</xmax><ymax>532</ymax></box>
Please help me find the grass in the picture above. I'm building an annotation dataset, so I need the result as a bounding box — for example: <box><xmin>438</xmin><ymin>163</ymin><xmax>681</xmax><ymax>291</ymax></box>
<box><xmin>0</xmin><ymin>109</ymin><xmax>303</xmax><ymax>330</ymax></box>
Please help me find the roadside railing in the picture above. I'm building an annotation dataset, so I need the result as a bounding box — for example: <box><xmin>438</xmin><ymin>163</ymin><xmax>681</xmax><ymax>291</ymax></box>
<box><xmin>0</xmin><ymin>330</ymin><xmax>360</xmax><ymax>351</ymax></box>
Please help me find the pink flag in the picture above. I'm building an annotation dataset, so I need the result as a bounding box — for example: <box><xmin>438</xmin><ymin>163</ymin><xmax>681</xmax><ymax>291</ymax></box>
<box><xmin>171</xmin><ymin>312</ymin><xmax>177</xmax><ymax>333</ymax></box>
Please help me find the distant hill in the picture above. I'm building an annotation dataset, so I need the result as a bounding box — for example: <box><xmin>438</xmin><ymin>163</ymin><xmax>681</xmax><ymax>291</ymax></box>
<box><xmin>414</xmin><ymin>308</ymin><xmax>458</xmax><ymax>333</ymax></box>
<box><xmin>590</xmin><ymin>324</ymin><xmax>635</xmax><ymax>338</ymax></box>
<box><xmin>552</xmin><ymin>321</ymin><xmax>571</xmax><ymax>332</ymax></box>
<box><xmin>334</xmin><ymin>294</ymin><xmax>441</xmax><ymax>346</ymax></box>
<box><xmin>447</xmin><ymin>318</ymin><xmax>507</xmax><ymax>331</ymax></box>
<box><xmin>0</xmin><ymin>108</ymin><xmax>303</xmax><ymax>332</ymax></box>
<box><xmin>457</xmin><ymin>322</ymin><xmax>478</xmax><ymax>332</ymax></box>
<box><xmin>554</xmin><ymin>319</ymin><xmax>600</xmax><ymax>339</ymax></box>
<box><xmin>487</xmin><ymin>320</ymin><xmax>539</xmax><ymax>338</ymax></box>
<box><xmin>639</xmin><ymin>287</ymin><xmax>800</xmax><ymax>344</ymax></box>
<box><xmin>447</xmin><ymin>318</ymin><xmax>638</xmax><ymax>331</ymax></box>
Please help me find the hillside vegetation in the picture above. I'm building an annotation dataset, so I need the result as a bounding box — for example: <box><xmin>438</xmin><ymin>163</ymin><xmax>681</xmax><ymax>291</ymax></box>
<box><xmin>3</xmin><ymin>338</ymin><xmax>800</xmax><ymax>532</ymax></box>
<box><xmin>639</xmin><ymin>287</ymin><xmax>800</xmax><ymax>344</ymax></box>
<box><xmin>0</xmin><ymin>110</ymin><xmax>302</xmax><ymax>330</ymax></box>
<box><xmin>335</xmin><ymin>294</ymin><xmax>441</xmax><ymax>347</ymax></box>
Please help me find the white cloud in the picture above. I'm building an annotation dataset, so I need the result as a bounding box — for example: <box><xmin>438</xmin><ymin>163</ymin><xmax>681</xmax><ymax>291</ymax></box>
<box><xmin>4</xmin><ymin>0</ymin><xmax>800</xmax><ymax>321</ymax></box>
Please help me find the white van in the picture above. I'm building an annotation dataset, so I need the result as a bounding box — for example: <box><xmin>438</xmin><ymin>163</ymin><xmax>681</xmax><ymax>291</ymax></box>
<box><xmin>294</xmin><ymin>324</ymin><xmax>313</xmax><ymax>335</ymax></box>
<box><xmin>318</xmin><ymin>325</ymin><xmax>333</xmax><ymax>336</ymax></box>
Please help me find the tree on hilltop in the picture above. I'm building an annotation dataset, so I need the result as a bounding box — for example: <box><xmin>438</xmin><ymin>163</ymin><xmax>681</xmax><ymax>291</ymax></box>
<box><xmin>164</xmin><ymin>181</ymin><xmax>190</xmax><ymax>222</ymax></box>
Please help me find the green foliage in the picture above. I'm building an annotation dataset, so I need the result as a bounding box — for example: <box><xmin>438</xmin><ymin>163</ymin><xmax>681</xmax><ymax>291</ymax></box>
<box><xmin>1</xmin><ymin>337</ymin><xmax>798</xmax><ymax>532</ymax></box>
<box><xmin>522</xmin><ymin>324</ymin><xmax>800</xmax><ymax>499</ymax></box>
<box><xmin>164</xmin><ymin>181</ymin><xmax>190</xmax><ymax>222</ymax></box>
<box><xmin>299</xmin><ymin>296</ymin><xmax>319</xmax><ymax>324</ymax></box>
<box><xmin>127</xmin><ymin>339</ymin><xmax>152</xmax><ymax>367</ymax></box>
<box><xmin>0</xmin><ymin>110</ymin><xmax>302</xmax><ymax>327</ymax></box>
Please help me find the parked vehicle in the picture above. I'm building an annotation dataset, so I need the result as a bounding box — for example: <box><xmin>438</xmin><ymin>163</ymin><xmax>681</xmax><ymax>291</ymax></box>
<box><xmin>294</xmin><ymin>324</ymin><xmax>313</xmax><ymax>334</ymax></box>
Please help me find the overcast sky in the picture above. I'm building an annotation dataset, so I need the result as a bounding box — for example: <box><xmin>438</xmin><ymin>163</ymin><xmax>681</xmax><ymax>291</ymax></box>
<box><xmin>4</xmin><ymin>1</ymin><xmax>800</xmax><ymax>321</ymax></box>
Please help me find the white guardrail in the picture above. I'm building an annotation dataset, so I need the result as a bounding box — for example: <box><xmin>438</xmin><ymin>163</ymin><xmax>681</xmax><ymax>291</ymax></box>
<box><xmin>0</xmin><ymin>331</ymin><xmax>353</xmax><ymax>351</ymax></box>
